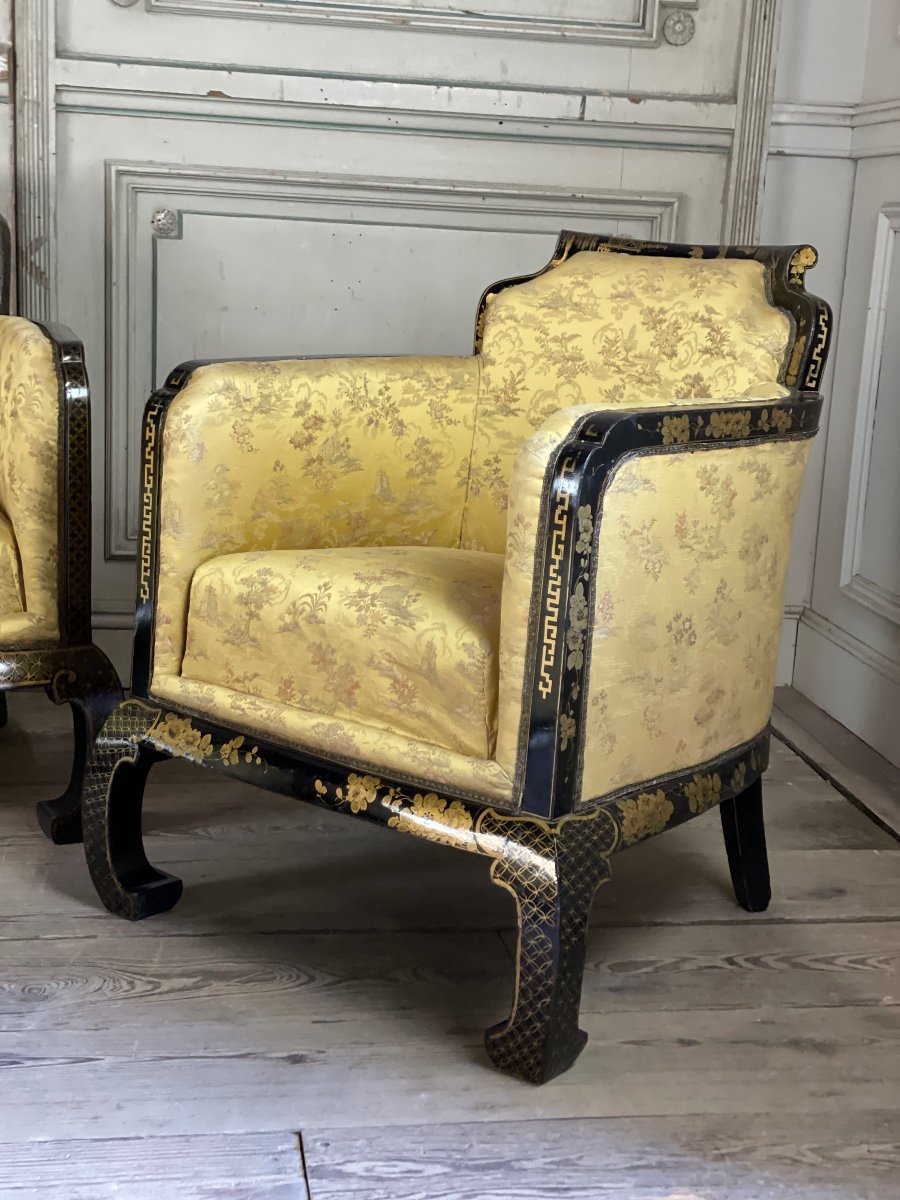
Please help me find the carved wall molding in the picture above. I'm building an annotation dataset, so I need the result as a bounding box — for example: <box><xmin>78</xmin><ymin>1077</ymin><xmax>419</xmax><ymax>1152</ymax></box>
<box><xmin>13</xmin><ymin>0</ymin><xmax>56</xmax><ymax>321</ymax></box>
<box><xmin>770</xmin><ymin>99</ymin><xmax>900</xmax><ymax>160</ymax></box>
<box><xmin>55</xmin><ymin>71</ymin><xmax>733</xmax><ymax>153</ymax></box>
<box><xmin>662</xmin><ymin>10</ymin><xmax>695</xmax><ymax>45</ymax></box>
<box><xmin>143</xmin><ymin>0</ymin><xmax>699</xmax><ymax>45</ymax></box>
<box><xmin>769</xmin><ymin>102</ymin><xmax>855</xmax><ymax>159</ymax></box>
<box><xmin>725</xmin><ymin>0</ymin><xmax>782</xmax><ymax>243</ymax></box>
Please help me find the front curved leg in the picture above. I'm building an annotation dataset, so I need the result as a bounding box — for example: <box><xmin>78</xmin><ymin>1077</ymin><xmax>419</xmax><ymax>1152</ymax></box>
<box><xmin>478</xmin><ymin>811</ymin><xmax>617</xmax><ymax>1084</ymax></box>
<box><xmin>81</xmin><ymin>698</ymin><xmax>183</xmax><ymax>921</ymax></box>
<box><xmin>37</xmin><ymin>647</ymin><xmax>124</xmax><ymax>844</ymax></box>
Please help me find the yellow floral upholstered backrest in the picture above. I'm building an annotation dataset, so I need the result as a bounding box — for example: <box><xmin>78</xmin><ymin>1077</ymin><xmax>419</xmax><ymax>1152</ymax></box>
<box><xmin>152</xmin><ymin>355</ymin><xmax>478</xmax><ymax>677</ymax></box>
<box><xmin>576</xmin><ymin>438</ymin><xmax>811</xmax><ymax>805</ymax></box>
<box><xmin>463</xmin><ymin>251</ymin><xmax>793</xmax><ymax>552</ymax></box>
<box><xmin>0</xmin><ymin>317</ymin><xmax>60</xmax><ymax>639</ymax></box>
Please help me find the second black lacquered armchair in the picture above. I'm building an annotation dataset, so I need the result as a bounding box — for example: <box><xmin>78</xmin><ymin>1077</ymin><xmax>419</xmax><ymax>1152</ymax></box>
<box><xmin>80</xmin><ymin>233</ymin><xmax>830</xmax><ymax>1082</ymax></box>
<box><xmin>0</xmin><ymin>303</ymin><xmax>123</xmax><ymax>842</ymax></box>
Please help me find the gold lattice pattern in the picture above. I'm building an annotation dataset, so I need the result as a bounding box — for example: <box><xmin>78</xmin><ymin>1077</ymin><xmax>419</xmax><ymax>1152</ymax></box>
<box><xmin>475</xmin><ymin>809</ymin><xmax>617</xmax><ymax>1082</ymax></box>
<box><xmin>80</xmin><ymin>699</ymin><xmax>162</xmax><ymax>915</ymax></box>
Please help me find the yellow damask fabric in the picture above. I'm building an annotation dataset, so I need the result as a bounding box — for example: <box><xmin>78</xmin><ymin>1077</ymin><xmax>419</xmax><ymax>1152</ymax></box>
<box><xmin>0</xmin><ymin>510</ymin><xmax>24</xmax><ymax>615</ymax></box>
<box><xmin>578</xmin><ymin>437</ymin><xmax>811</xmax><ymax>802</ymax></box>
<box><xmin>180</xmin><ymin>545</ymin><xmax>504</xmax><ymax>759</ymax></box>
<box><xmin>465</xmin><ymin>252</ymin><xmax>792</xmax><ymax>551</ymax></box>
<box><xmin>0</xmin><ymin>318</ymin><xmax>60</xmax><ymax>645</ymax></box>
<box><xmin>153</xmin><ymin>356</ymin><xmax>478</xmax><ymax>677</ymax></box>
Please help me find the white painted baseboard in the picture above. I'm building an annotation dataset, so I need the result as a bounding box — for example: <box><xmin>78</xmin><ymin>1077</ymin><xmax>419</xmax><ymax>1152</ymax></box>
<box><xmin>794</xmin><ymin>611</ymin><xmax>900</xmax><ymax>769</ymax></box>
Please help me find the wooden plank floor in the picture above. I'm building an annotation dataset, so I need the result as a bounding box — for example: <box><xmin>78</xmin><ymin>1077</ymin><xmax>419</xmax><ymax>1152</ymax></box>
<box><xmin>1</xmin><ymin>693</ymin><xmax>898</xmax><ymax>1198</ymax></box>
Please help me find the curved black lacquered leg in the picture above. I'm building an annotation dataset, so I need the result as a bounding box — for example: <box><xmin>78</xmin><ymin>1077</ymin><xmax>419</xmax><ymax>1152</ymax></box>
<box><xmin>37</xmin><ymin>649</ymin><xmax>124</xmax><ymax>845</ymax></box>
<box><xmin>0</xmin><ymin>692</ymin><xmax>7</xmax><ymax>729</ymax></box>
<box><xmin>81</xmin><ymin>698</ymin><xmax>183</xmax><ymax>921</ymax></box>
<box><xmin>478</xmin><ymin>811</ymin><xmax>617</xmax><ymax>1084</ymax></box>
<box><xmin>720</xmin><ymin>777</ymin><xmax>771</xmax><ymax>913</ymax></box>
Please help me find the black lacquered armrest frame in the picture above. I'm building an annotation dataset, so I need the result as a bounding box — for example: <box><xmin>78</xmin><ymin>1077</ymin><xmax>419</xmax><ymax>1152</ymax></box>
<box><xmin>518</xmin><ymin>392</ymin><xmax>824</xmax><ymax>821</ymax></box>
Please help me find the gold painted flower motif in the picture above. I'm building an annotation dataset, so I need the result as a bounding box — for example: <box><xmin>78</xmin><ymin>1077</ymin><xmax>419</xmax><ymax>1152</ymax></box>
<box><xmin>559</xmin><ymin>714</ymin><xmax>577</xmax><ymax>751</ymax></box>
<box><xmin>789</xmin><ymin>245</ymin><xmax>817</xmax><ymax>284</ymax></box>
<box><xmin>220</xmin><ymin>735</ymin><xmax>245</xmax><ymax>766</ymax></box>
<box><xmin>685</xmin><ymin>772</ymin><xmax>722</xmax><ymax>814</ymax></box>
<box><xmin>337</xmin><ymin>772</ymin><xmax>381</xmax><ymax>813</ymax></box>
<box><xmin>706</xmin><ymin>411</ymin><xmax>752</xmax><ymax>440</ymax></box>
<box><xmin>755</xmin><ymin>408</ymin><xmax>792</xmax><ymax>435</ymax></box>
<box><xmin>731</xmin><ymin>762</ymin><xmax>747</xmax><ymax>793</ymax></box>
<box><xmin>566</xmin><ymin>581</ymin><xmax>589</xmax><ymax>670</ymax></box>
<box><xmin>660</xmin><ymin>414</ymin><xmax>691</xmax><ymax>445</ymax></box>
<box><xmin>575</xmin><ymin>505</ymin><xmax>594</xmax><ymax>557</ymax></box>
<box><xmin>386</xmin><ymin>791</ymin><xmax>474</xmax><ymax>847</ymax></box>
<box><xmin>617</xmin><ymin>789</ymin><xmax>674</xmax><ymax>844</ymax></box>
<box><xmin>151</xmin><ymin>713</ymin><xmax>214</xmax><ymax>762</ymax></box>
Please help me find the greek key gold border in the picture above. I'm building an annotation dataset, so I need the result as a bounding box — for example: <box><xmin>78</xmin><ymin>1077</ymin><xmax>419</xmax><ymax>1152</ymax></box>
<box><xmin>538</xmin><ymin>457</ymin><xmax>575</xmax><ymax>700</ymax></box>
<box><xmin>804</xmin><ymin>308</ymin><xmax>829</xmax><ymax>390</ymax></box>
<box><xmin>139</xmin><ymin>401</ymin><xmax>162</xmax><ymax>603</ymax></box>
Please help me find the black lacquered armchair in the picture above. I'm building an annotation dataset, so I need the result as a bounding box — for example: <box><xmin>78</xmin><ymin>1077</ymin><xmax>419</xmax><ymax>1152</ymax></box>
<box><xmin>0</xmin><ymin>256</ymin><xmax>122</xmax><ymax>841</ymax></box>
<box><xmin>80</xmin><ymin>233</ymin><xmax>830</xmax><ymax>1081</ymax></box>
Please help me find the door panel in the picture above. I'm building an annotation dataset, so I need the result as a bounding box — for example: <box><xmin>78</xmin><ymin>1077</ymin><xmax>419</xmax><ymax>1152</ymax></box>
<box><xmin>853</xmin><ymin>214</ymin><xmax>900</xmax><ymax>612</ymax></box>
<box><xmin>795</xmin><ymin>152</ymin><xmax>900</xmax><ymax>766</ymax></box>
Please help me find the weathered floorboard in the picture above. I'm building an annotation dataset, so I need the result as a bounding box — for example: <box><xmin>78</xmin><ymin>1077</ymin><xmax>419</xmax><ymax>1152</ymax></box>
<box><xmin>302</xmin><ymin>1112</ymin><xmax>900</xmax><ymax>1200</ymax></box>
<box><xmin>0</xmin><ymin>921</ymin><xmax>896</xmax><ymax>1035</ymax></box>
<box><xmin>2</xmin><ymin>1004</ymin><xmax>899</xmax><ymax>1141</ymax></box>
<box><xmin>0</xmin><ymin>1132</ymin><xmax>307</xmax><ymax>1199</ymax></box>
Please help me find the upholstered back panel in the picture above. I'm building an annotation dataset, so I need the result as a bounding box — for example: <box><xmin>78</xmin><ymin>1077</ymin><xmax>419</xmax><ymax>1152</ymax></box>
<box><xmin>153</xmin><ymin>355</ymin><xmax>478</xmax><ymax>678</ymax></box>
<box><xmin>0</xmin><ymin>318</ymin><xmax>59</xmax><ymax>641</ymax></box>
<box><xmin>463</xmin><ymin>252</ymin><xmax>793</xmax><ymax>552</ymax></box>
<box><xmin>577</xmin><ymin>438</ymin><xmax>810</xmax><ymax>805</ymax></box>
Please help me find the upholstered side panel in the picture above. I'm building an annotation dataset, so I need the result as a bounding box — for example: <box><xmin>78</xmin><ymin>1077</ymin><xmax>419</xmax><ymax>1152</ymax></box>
<box><xmin>180</xmin><ymin>545</ymin><xmax>503</xmax><ymax>759</ymax></box>
<box><xmin>578</xmin><ymin>437</ymin><xmax>811</xmax><ymax>804</ymax></box>
<box><xmin>152</xmin><ymin>356</ymin><xmax>479</xmax><ymax>679</ymax></box>
<box><xmin>465</xmin><ymin>251</ymin><xmax>793</xmax><ymax>552</ymax></box>
<box><xmin>0</xmin><ymin>317</ymin><xmax>60</xmax><ymax>644</ymax></box>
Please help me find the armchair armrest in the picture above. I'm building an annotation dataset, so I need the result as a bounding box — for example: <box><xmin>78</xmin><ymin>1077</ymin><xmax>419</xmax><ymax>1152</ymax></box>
<box><xmin>496</xmin><ymin>391</ymin><xmax>823</xmax><ymax>818</ymax></box>
<box><xmin>140</xmin><ymin>353</ymin><xmax>479</xmax><ymax>684</ymax></box>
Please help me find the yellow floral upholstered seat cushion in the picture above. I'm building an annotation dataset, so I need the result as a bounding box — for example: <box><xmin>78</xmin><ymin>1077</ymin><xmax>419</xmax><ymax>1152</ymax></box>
<box><xmin>178</xmin><ymin>545</ymin><xmax>504</xmax><ymax>760</ymax></box>
<box><xmin>464</xmin><ymin>251</ymin><xmax>793</xmax><ymax>551</ymax></box>
<box><xmin>0</xmin><ymin>509</ymin><xmax>24</xmax><ymax>616</ymax></box>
